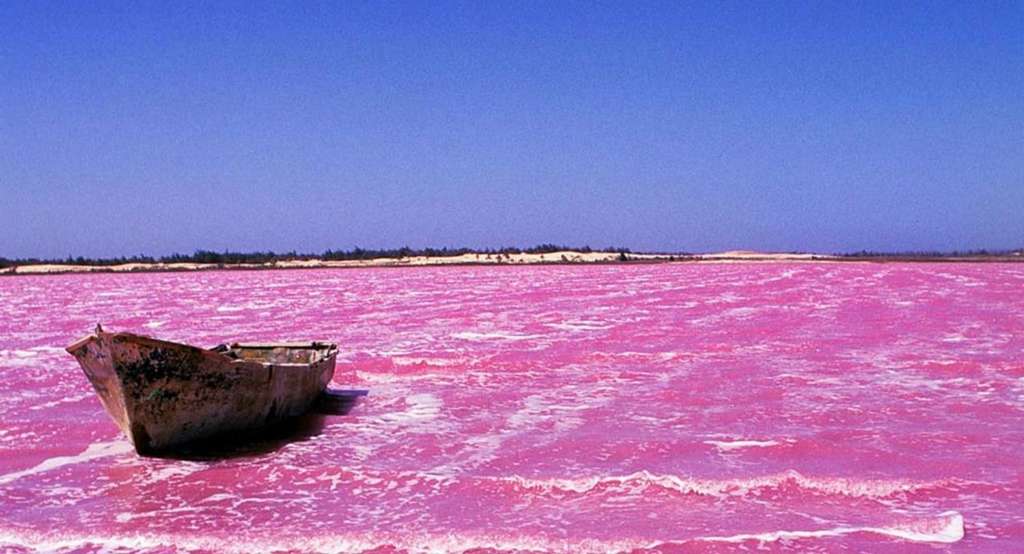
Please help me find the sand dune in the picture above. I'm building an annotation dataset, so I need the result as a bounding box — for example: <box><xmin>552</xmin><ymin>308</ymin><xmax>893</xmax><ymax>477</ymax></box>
<box><xmin>3</xmin><ymin>251</ymin><xmax>646</xmax><ymax>275</ymax></box>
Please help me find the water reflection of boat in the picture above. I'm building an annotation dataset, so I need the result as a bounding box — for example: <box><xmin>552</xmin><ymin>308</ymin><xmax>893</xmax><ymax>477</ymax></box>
<box><xmin>66</xmin><ymin>325</ymin><xmax>337</xmax><ymax>455</ymax></box>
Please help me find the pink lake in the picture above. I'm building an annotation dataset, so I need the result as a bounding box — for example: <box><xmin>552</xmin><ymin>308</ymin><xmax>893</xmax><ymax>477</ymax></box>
<box><xmin>1</xmin><ymin>263</ymin><xmax>1022</xmax><ymax>552</ymax></box>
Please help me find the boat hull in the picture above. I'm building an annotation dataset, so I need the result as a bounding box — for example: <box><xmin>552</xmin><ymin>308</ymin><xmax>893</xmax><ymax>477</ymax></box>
<box><xmin>66</xmin><ymin>330</ymin><xmax>336</xmax><ymax>455</ymax></box>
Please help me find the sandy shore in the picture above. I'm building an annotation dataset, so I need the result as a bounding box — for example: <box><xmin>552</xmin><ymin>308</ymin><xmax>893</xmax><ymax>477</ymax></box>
<box><xmin>3</xmin><ymin>250</ymin><xmax>1020</xmax><ymax>275</ymax></box>
<box><xmin>2</xmin><ymin>251</ymin><xmax>658</xmax><ymax>275</ymax></box>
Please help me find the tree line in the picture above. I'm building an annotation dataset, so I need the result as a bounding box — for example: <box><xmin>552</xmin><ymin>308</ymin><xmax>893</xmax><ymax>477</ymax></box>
<box><xmin>0</xmin><ymin>244</ymin><xmax>634</xmax><ymax>268</ymax></box>
<box><xmin>837</xmin><ymin>249</ymin><xmax>1022</xmax><ymax>258</ymax></box>
<box><xmin>4</xmin><ymin>246</ymin><xmax>1020</xmax><ymax>269</ymax></box>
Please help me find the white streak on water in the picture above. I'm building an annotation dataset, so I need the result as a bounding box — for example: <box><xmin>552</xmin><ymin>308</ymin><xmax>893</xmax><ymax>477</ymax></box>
<box><xmin>699</xmin><ymin>511</ymin><xmax>964</xmax><ymax>544</ymax></box>
<box><xmin>0</xmin><ymin>511</ymin><xmax>965</xmax><ymax>553</ymax></box>
<box><xmin>370</xmin><ymin>394</ymin><xmax>442</xmax><ymax>429</ymax></box>
<box><xmin>0</xmin><ymin>440</ymin><xmax>133</xmax><ymax>485</ymax></box>
<box><xmin>452</xmin><ymin>331</ymin><xmax>543</xmax><ymax>341</ymax></box>
<box><xmin>704</xmin><ymin>439</ymin><xmax>783</xmax><ymax>451</ymax></box>
<box><xmin>28</xmin><ymin>392</ymin><xmax>94</xmax><ymax>411</ymax></box>
<box><xmin>503</xmin><ymin>470</ymin><xmax>952</xmax><ymax>499</ymax></box>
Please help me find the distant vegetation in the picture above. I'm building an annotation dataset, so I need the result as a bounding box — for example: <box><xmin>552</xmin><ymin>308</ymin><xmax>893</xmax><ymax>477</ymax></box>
<box><xmin>0</xmin><ymin>244</ymin><xmax>633</xmax><ymax>268</ymax></box>
<box><xmin>837</xmin><ymin>249</ymin><xmax>1023</xmax><ymax>258</ymax></box>
<box><xmin>2</xmin><ymin>246</ymin><xmax>1021</xmax><ymax>269</ymax></box>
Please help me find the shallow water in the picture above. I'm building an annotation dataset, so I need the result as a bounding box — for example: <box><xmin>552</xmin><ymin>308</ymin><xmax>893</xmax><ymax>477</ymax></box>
<box><xmin>1</xmin><ymin>263</ymin><xmax>1022</xmax><ymax>552</ymax></box>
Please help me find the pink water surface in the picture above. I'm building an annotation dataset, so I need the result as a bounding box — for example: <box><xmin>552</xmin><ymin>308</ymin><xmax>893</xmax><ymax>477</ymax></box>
<box><xmin>1</xmin><ymin>263</ymin><xmax>1023</xmax><ymax>552</ymax></box>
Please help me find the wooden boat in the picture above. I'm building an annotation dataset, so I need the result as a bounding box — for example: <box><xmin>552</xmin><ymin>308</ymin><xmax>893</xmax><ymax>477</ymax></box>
<box><xmin>66</xmin><ymin>325</ymin><xmax>337</xmax><ymax>455</ymax></box>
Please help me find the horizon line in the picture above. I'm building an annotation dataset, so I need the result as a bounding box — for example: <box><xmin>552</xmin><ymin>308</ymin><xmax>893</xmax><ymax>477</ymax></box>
<box><xmin>4</xmin><ymin>244</ymin><xmax>1024</xmax><ymax>266</ymax></box>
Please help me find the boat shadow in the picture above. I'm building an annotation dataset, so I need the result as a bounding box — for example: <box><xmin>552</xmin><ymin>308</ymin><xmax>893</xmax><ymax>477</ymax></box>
<box><xmin>149</xmin><ymin>390</ymin><xmax>367</xmax><ymax>461</ymax></box>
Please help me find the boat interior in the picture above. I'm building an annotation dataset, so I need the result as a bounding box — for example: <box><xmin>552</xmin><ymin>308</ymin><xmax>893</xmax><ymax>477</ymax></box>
<box><xmin>211</xmin><ymin>343</ymin><xmax>336</xmax><ymax>365</ymax></box>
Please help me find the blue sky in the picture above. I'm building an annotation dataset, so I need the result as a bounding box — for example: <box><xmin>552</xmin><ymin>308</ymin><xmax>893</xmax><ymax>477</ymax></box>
<box><xmin>2</xmin><ymin>2</ymin><xmax>1022</xmax><ymax>257</ymax></box>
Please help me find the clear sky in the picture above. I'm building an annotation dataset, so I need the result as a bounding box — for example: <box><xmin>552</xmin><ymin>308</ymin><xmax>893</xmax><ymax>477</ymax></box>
<box><xmin>2</xmin><ymin>2</ymin><xmax>1022</xmax><ymax>258</ymax></box>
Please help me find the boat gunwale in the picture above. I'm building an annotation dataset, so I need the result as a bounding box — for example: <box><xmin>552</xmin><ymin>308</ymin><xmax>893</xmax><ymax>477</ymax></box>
<box><xmin>65</xmin><ymin>335</ymin><xmax>95</xmax><ymax>354</ymax></box>
<box><xmin>66</xmin><ymin>331</ymin><xmax>338</xmax><ymax>367</ymax></box>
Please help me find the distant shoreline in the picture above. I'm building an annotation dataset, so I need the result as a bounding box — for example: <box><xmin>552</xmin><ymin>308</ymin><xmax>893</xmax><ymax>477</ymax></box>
<box><xmin>3</xmin><ymin>250</ymin><xmax>1022</xmax><ymax>276</ymax></box>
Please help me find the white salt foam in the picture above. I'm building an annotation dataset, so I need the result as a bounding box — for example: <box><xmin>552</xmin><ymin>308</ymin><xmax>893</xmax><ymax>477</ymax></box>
<box><xmin>704</xmin><ymin>439</ymin><xmax>783</xmax><ymax>451</ymax></box>
<box><xmin>0</xmin><ymin>440</ymin><xmax>133</xmax><ymax>485</ymax></box>
<box><xmin>452</xmin><ymin>331</ymin><xmax>542</xmax><ymax>341</ymax></box>
<box><xmin>0</xmin><ymin>512</ymin><xmax>964</xmax><ymax>554</ymax></box>
<box><xmin>699</xmin><ymin>511</ymin><xmax>964</xmax><ymax>544</ymax></box>
<box><xmin>503</xmin><ymin>469</ymin><xmax>947</xmax><ymax>499</ymax></box>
